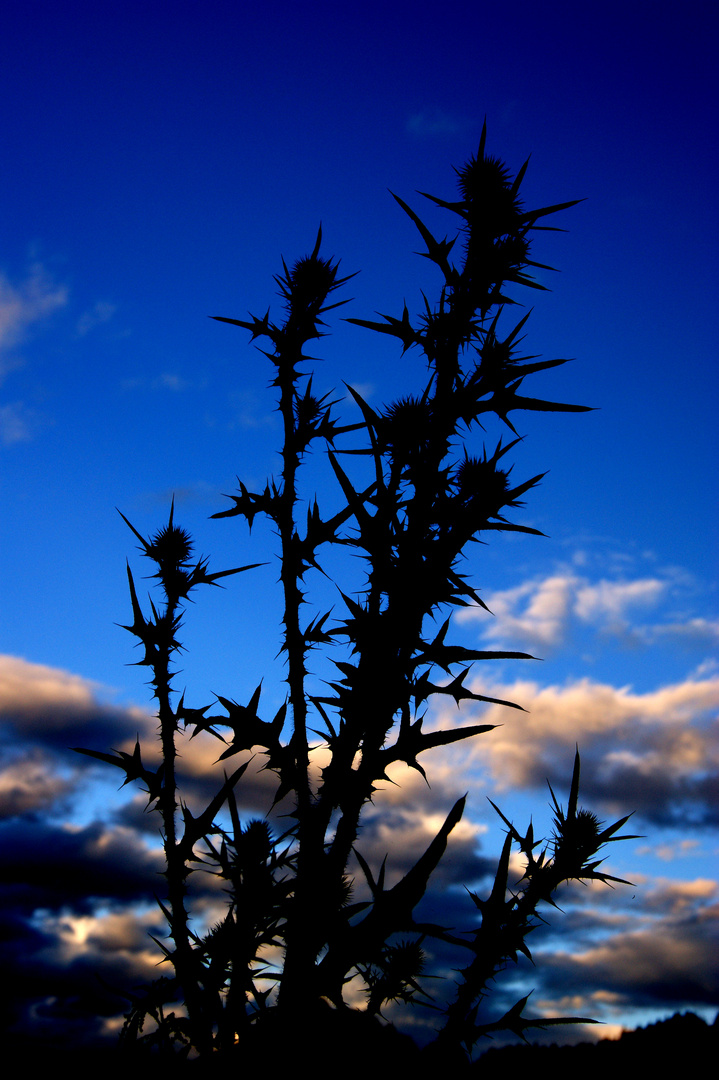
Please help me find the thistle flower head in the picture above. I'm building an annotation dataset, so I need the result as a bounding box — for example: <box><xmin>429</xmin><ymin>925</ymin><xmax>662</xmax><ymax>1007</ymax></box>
<box><xmin>283</xmin><ymin>252</ymin><xmax>340</xmax><ymax>308</ymax></box>
<box><xmin>379</xmin><ymin>395</ymin><xmax>432</xmax><ymax>459</ymax></box>
<box><xmin>455</xmin><ymin>454</ymin><xmax>510</xmax><ymax>515</ymax></box>
<box><xmin>236</xmin><ymin>819</ymin><xmax>273</xmax><ymax>865</ymax></box>
<box><xmin>552</xmin><ymin>804</ymin><xmax>605</xmax><ymax>875</ymax></box>
<box><xmin>456</xmin><ymin>152</ymin><xmax>521</xmax><ymax>224</ymax></box>
<box><xmin>147</xmin><ymin>523</ymin><xmax>194</xmax><ymax>568</ymax></box>
<box><xmin>274</xmin><ymin>226</ymin><xmax>350</xmax><ymax>320</ymax></box>
<box><xmin>456</xmin><ymin>149</ymin><xmax>526</xmax><ymax>254</ymax></box>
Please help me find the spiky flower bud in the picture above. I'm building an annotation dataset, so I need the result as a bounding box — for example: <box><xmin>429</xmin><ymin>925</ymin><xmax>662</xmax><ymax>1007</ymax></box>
<box><xmin>147</xmin><ymin>523</ymin><xmax>194</xmax><ymax>567</ymax></box>
<box><xmin>554</xmin><ymin>807</ymin><xmax>604</xmax><ymax>874</ymax></box>
<box><xmin>378</xmin><ymin>396</ymin><xmax>432</xmax><ymax>462</ymax></box>
<box><xmin>455</xmin><ymin>455</ymin><xmax>510</xmax><ymax>517</ymax></box>
<box><xmin>283</xmin><ymin>253</ymin><xmax>340</xmax><ymax>311</ymax></box>
<box><xmin>456</xmin><ymin>152</ymin><xmax>523</xmax><ymax>235</ymax></box>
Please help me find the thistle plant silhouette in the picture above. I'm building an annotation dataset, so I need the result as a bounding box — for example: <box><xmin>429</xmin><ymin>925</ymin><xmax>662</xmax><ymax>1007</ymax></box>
<box><xmin>75</xmin><ymin>125</ymin><xmax>637</xmax><ymax>1069</ymax></box>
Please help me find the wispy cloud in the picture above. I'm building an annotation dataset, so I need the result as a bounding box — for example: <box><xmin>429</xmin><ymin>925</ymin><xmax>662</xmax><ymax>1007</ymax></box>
<box><xmin>0</xmin><ymin>401</ymin><xmax>41</xmax><ymax>444</ymax></box>
<box><xmin>0</xmin><ymin>263</ymin><xmax>68</xmax><ymax>365</ymax></box>
<box><xmin>643</xmin><ymin>838</ymin><xmax>701</xmax><ymax>862</ymax></box>
<box><xmin>0</xmin><ymin>264</ymin><xmax>68</xmax><ymax>444</ymax></box>
<box><xmin>76</xmin><ymin>300</ymin><xmax>116</xmax><ymax>336</ymax></box>
<box><xmin>460</xmin><ymin>574</ymin><xmax>579</xmax><ymax>649</ymax></box>
<box><xmin>640</xmin><ymin>617</ymin><xmax>719</xmax><ymax>649</ymax></box>
<box><xmin>456</xmin><ymin>565</ymin><xmax>714</xmax><ymax>653</ymax></box>
<box><xmin>157</xmin><ymin>372</ymin><xmax>189</xmax><ymax>391</ymax></box>
<box><xmin>406</xmin><ymin>108</ymin><xmax>474</xmax><ymax>137</ymax></box>
<box><xmin>574</xmin><ymin>578</ymin><xmax>666</xmax><ymax>622</ymax></box>
<box><xmin>121</xmin><ymin>371</ymin><xmax>192</xmax><ymax>392</ymax></box>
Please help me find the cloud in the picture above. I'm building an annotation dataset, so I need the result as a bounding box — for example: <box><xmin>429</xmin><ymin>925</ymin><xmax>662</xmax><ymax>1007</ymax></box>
<box><xmin>353</xmin><ymin>764</ymin><xmax>491</xmax><ymax>892</ymax></box>
<box><xmin>0</xmin><ymin>662</ymin><xmax>228</xmax><ymax>1049</ymax></box>
<box><xmin>574</xmin><ymin>578</ymin><xmax>665</xmax><ymax>622</ymax></box>
<box><xmin>224</xmin><ymin>386</ymin><xmax>277</xmax><ymax>429</ymax></box>
<box><xmin>510</xmin><ymin>872</ymin><xmax>719</xmax><ymax>1029</ymax></box>
<box><xmin>411</xmin><ymin>868</ymin><xmax>719</xmax><ymax>1039</ymax></box>
<box><xmin>642</xmin><ymin>618</ymin><xmax>719</xmax><ymax>649</ymax></box>
<box><xmin>2</xmin><ymin>898</ymin><xmax>168</xmax><ymax>1050</ymax></box>
<box><xmin>642</xmin><ymin>877</ymin><xmax>717</xmax><ymax>914</ymax></box>
<box><xmin>76</xmin><ymin>300</ymin><xmax>116</xmax><ymax>336</ymax></box>
<box><xmin>456</xmin><ymin>566</ymin><xmax>715</xmax><ymax>654</ymax></box>
<box><xmin>432</xmin><ymin>671</ymin><xmax>719</xmax><ymax>826</ymax></box>
<box><xmin>543</xmin><ymin>912</ymin><xmax>719</xmax><ymax>1007</ymax></box>
<box><xmin>120</xmin><ymin>371</ymin><xmax>192</xmax><ymax>392</ymax></box>
<box><xmin>164</xmin><ymin>730</ymin><xmax>291</xmax><ymax>818</ymax></box>
<box><xmin>0</xmin><ymin>748</ymin><xmax>76</xmax><ymax>817</ymax></box>
<box><xmin>2</xmin><ymin>652</ymin><xmax>716</xmax><ymax>1052</ymax></box>
<box><xmin>0</xmin><ymin>401</ymin><xmax>41</xmax><ymax>444</ymax></box>
<box><xmin>458</xmin><ymin>574</ymin><xmax>579</xmax><ymax>649</ymax></box>
<box><xmin>157</xmin><ymin>371</ymin><xmax>189</xmax><ymax>391</ymax></box>
<box><xmin>406</xmin><ymin>109</ymin><xmax>474</xmax><ymax>137</ymax></box>
<box><xmin>0</xmin><ymin>263</ymin><xmax>68</xmax><ymax>365</ymax></box>
<box><xmin>0</xmin><ymin>654</ymin><xmax>290</xmax><ymax>819</ymax></box>
<box><xmin>0</xmin><ymin>655</ymin><xmax>159</xmax><ymax>833</ymax></box>
<box><xmin>0</xmin><ymin>263</ymin><xmax>69</xmax><ymax>443</ymax></box>
<box><xmin>0</xmin><ymin>818</ymin><xmax>164</xmax><ymax>912</ymax></box>
<box><xmin>0</xmin><ymin>654</ymin><xmax>152</xmax><ymax>755</ymax></box>
<box><xmin>643</xmin><ymin>838</ymin><xmax>702</xmax><ymax>862</ymax></box>
<box><xmin>0</xmin><ymin>806</ymin><xmax>170</xmax><ymax>1048</ymax></box>
<box><xmin>0</xmin><ymin>653</ymin><xmax>489</xmax><ymax>1048</ymax></box>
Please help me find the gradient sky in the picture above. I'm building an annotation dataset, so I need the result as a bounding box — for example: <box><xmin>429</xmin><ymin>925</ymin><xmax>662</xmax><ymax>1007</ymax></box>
<box><xmin>1</xmin><ymin>0</ymin><xmax>717</xmax><ymax>1056</ymax></box>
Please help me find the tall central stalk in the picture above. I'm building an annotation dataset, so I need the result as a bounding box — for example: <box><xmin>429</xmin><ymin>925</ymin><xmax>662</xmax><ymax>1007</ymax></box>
<box><xmin>275</xmin><ymin>337</ymin><xmax>318</xmax><ymax>1010</ymax></box>
<box><xmin>154</xmin><ymin>601</ymin><xmax>211</xmax><ymax>1051</ymax></box>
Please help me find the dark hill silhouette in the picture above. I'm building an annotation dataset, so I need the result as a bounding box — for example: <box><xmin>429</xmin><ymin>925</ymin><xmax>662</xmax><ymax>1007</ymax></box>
<box><xmin>475</xmin><ymin>1011</ymin><xmax>719</xmax><ymax>1078</ymax></box>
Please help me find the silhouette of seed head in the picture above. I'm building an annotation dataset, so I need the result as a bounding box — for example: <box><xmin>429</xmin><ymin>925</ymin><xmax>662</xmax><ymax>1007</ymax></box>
<box><xmin>148</xmin><ymin>524</ymin><xmax>194</xmax><ymax>567</ymax></box>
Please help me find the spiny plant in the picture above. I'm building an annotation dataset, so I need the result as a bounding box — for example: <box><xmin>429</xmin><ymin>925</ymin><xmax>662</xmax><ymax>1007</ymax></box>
<box><xmin>76</xmin><ymin>125</ymin><xmax>636</xmax><ymax>1067</ymax></box>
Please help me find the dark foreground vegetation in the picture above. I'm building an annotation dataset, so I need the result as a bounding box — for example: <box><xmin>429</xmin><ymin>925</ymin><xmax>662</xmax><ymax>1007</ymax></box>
<box><xmin>14</xmin><ymin>1011</ymin><xmax>718</xmax><ymax>1078</ymax></box>
<box><xmin>72</xmin><ymin>128</ymin><xmax>637</xmax><ymax>1067</ymax></box>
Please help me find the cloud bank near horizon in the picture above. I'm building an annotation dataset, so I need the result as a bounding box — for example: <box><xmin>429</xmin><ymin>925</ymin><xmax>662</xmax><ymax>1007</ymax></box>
<box><xmin>1</xmin><ymin>632</ymin><xmax>716</xmax><ymax>1049</ymax></box>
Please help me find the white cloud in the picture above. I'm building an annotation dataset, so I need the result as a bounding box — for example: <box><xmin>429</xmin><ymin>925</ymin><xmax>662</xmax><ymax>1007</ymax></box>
<box><xmin>460</xmin><ymin>574</ymin><xmax>579</xmax><ymax>649</ymax></box>
<box><xmin>0</xmin><ymin>263</ymin><xmax>68</xmax><ymax>363</ymax></box>
<box><xmin>642</xmin><ymin>618</ymin><xmax>719</xmax><ymax>649</ymax></box>
<box><xmin>121</xmin><ymin>371</ymin><xmax>195</xmax><ymax>393</ymax></box>
<box><xmin>574</xmin><ymin>578</ymin><xmax>665</xmax><ymax>622</ymax></box>
<box><xmin>456</xmin><ymin>567</ymin><xmax>711</xmax><ymax>653</ymax></box>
